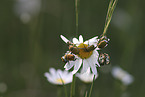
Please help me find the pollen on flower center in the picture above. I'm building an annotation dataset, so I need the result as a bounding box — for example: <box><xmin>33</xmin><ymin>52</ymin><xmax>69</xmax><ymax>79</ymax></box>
<box><xmin>56</xmin><ymin>79</ymin><xmax>65</xmax><ymax>84</ymax></box>
<box><xmin>77</xmin><ymin>43</ymin><xmax>93</xmax><ymax>59</ymax></box>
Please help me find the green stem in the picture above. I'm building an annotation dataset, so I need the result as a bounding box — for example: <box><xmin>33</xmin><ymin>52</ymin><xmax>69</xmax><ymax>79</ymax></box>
<box><xmin>75</xmin><ymin>0</ymin><xmax>80</xmax><ymax>37</ymax></box>
<box><xmin>59</xmin><ymin>74</ymin><xmax>68</xmax><ymax>97</ymax></box>
<box><xmin>102</xmin><ymin>0</ymin><xmax>118</xmax><ymax>36</ymax></box>
<box><xmin>85</xmin><ymin>91</ymin><xmax>88</xmax><ymax>97</ymax></box>
<box><xmin>70</xmin><ymin>74</ymin><xmax>76</xmax><ymax>97</ymax></box>
<box><xmin>88</xmin><ymin>75</ymin><xmax>95</xmax><ymax>97</ymax></box>
<box><xmin>63</xmin><ymin>84</ymin><xmax>68</xmax><ymax>97</ymax></box>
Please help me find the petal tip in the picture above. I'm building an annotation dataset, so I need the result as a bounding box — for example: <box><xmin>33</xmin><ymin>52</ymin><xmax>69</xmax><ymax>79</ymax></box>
<box><xmin>71</xmin><ymin>70</ymin><xmax>77</xmax><ymax>74</ymax></box>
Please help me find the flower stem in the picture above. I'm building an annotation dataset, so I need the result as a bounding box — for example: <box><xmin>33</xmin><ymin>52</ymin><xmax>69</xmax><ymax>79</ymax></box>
<box><xmin>61</xmin><ymin>81</ymin><xmax>68</xmax><ymax>97</ymax></box>
<box><xmin>75</xmin><ymin>0</ymin><xmax>80</xmax><ymax>37</ymax></box>
<box><xmin>63</xmin><ymin>84</ymin><xmax>68</xmax><ymax>97</ymax></box>
<box><xmin>85</xmin><ymin>91</ymin><xmax>88</xmax><ymax>97</ymax></box>
<box><xmin>70</xmin><ymin>74</ymin><xmax>76</xmax><ymax>97</ymax></box>
<box><xmin>102</xmin><ymin>0</ymin><xmax>118</xmax><ymax>36</ymax></box>
<box><xmin>88</xmin><ymin>75</ymin><xmax>95</xmax><ymax>97</ymax></box>
<box><xmin>59</xmin><ymin>74</ymin><xmax>68</xmax><ymax>97</ymax></box>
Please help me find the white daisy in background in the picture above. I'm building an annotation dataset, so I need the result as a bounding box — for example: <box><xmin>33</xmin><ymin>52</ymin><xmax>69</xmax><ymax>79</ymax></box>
<box><xmin>44</xmin><ymin>68</ymin><xmax>73</xmax><ymax>85</ymax></box>
<box><xmin>111</xmin><ymin>66</ymin><xmax>134</xmax><ymax>86</ymax></box>
<box><xmin>60</xmin><ymin>35</ymin><xmax>100</xmax><ymax>75</ymax></box>
<box><xmin>76</xmin><ymin>67</ymin><xmax>98</xmax><ymax>83</ymax></box>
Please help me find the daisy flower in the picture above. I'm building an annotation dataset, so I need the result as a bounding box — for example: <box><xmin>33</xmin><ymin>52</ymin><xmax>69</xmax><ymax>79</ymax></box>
<box><xmin>76</xmin><ymin>67</ymin><xmax>98</xmax><ymax>83</ymax></box>
<box><xmin>44</xmin><ymin>68</ymin><xmax>73</xmax><ymax>85</ymax></box>
<box><xmin>60</xmin><ymin>35</ymin><xmax>100</xmax><ymax>75</ymax></box>
<box><xmin>111</xmin><ymin>66</ymin><xmax>134</xmax><ymax>85</ymax></box>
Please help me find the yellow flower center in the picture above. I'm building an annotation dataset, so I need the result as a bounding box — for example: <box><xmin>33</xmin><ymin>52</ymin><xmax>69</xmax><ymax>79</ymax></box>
<box><xmin>77</xmin><ymin>43</ymin><xmax>93</xmax><ymax>59</ymax></box>
<box><xmin>56</xmin><ymin>79</ymin><xmax>65</xmax><ymax>84</ymax></box>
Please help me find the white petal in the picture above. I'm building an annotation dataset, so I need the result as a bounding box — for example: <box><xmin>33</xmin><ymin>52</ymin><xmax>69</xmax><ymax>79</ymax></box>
<box><xmin>87</xmin><ymin>52</ymin><xmax>96</xmax><ymax>64</ymax></box>
<box><xmin>96</xmin><ymin>61</ymin><xmax>100</xmax><ymax>67</ymax></box>
<box><xmin>79</xmin><ymin>35</ymin><xmax>83</xmax><ymax>43</ymax></box>
<box><xmin>58</xmin><ymin>70</ymin><xmax>66</xmax><ymax>80</ymax></box>
<box><xmin>44</xmin><ymin>68</ymin><xmax>73</xmax><ymax>85</ymax></box>
<box><xmin>87</xmin><ymin>58</ymin><xmax>97</xmax><ymax>75</ymax></box>
<box><xmin>76</xmin><ymin>68</ymin><xmax>98</xmax><ymax>83</ymax></box>
<box><xmin>91</xmin><ymin>65</ymin><xmax>97</xmax><ymax>76</ymax></box>
<box><xmin>84</xmin><ymin>36</ymin><xmax>98</xmax><ymax>46</ymax></box>
<box><xmin>64</xmin><ymin>61</ymin><xmax>74</xmax><ymax>70</ymax></box>
<box><xmin>92</xmin><ymin>51</ymin><xmax>100</xmax><ymax>67</ymax></box>
<box><xmin>72</xmin><ymin>58</ymin><xmax>82</xmax><ymax>74</ymax></box>
<box><xmin>84</xmin><ymin>41</ymin><xmax>88</xmax><ymax>45</ymax></box>
<box><xmin>93</xmin><ymin>50</ymin><xmax>99</xmax><ymax>56</ymax></box>
<box><xmin>73</xmin><ymin>38</ymin><xmax>79</xmax><ymax>44</ymax></box>
<box><xmin>88</xmin><ymin>36</ymin><xmax>98</xmax><ymax>43</ymax></box>
<box><xmin>64</xmin><ymin>72</ymin><xmax>73</xmax><ymax>83</ymax></box>
<box><xmin>91</xmin><ymin>36</ymin><xmax>98</xmax><ymax>40</ymax></box>
<box><xmin>60</xmin><ymin>35</ymin><xmax>69</xmax><ymax>43</ymax></box>
<box><xmin>95</xmin><ymin>47</ymin><xmax>100</xmax><ymax>50</ymax></box>
<box><xmin>81</xmin><ymin>59</ymin><xmax>89</xmax><ymax>74</ymax></box>
<box><xmin>63</xmin><ymin>70</ymin><xmax>68</xmax><ymax>75</ymax></box>
<box><xmin>57</xmin><ymin>69</ymin><xmax>63</xmax><ymax>77</ymax></box>
<box><xmin>44</xmin><ymin>72</ymin><xmax>57</xmax><ymax>84</ymax></box>
<box><xmin>86</xmin><ymin>67</ymin><xmax>91</xmax><ymax>74</ymax></box>
<box><xmin>57</xmin><ymin>71</ymin><xmax>64</xmax><ymax>81</ymax></box>
<box><xmin>111</xmin><ymin>66</ymin><xmax>134</xmax><ymax>85</ymax></box>
<box><xmin>122</xmin><ymin>75</ymin><xmax>134</xmax><ymax>85</ymax></box>
<box><xmin>44</xmin><ymin>72</ymin><xmax>50</xmax><ymax>78</ymax></box>
<box><xmin>49</xmin><ymin>68</ymin><xmax>56</xmax><ymax>75</ymax></box>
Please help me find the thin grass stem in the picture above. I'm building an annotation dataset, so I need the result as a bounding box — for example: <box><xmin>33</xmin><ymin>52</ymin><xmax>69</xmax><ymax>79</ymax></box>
<box><xmin>70</xmin><ymin>74</ymin><xmax>76</xmax><ymax>97</ymax></box>
<box><xmin>102</xmin><ymin>0</ymin><xmax>118</xmax><ymax>36</ymax></box>
<box><xmin>85</xmin><ymin>91</ymin><xmax>88</xmax><ymax>97</ymax></box>
<box><xmin>88</xmin><ymin>75</ymin><xmax>95</xmax><ymax>97</ymax></box>
<box><xmin>75</xmin><ymin>0</ymin><xmax>80</xmax><ymax>37</ymax></box>
<box><xmin>59</xmin><ymin>74</ymin><xmax>68</xmax><ymax>97</ymax></box>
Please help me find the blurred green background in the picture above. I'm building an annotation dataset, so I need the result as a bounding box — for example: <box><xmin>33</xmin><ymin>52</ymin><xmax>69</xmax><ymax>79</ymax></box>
<box><xmin>0</xmin><ymin>0</ymin><xmax>145</xmax><ymax>97</ymax></box>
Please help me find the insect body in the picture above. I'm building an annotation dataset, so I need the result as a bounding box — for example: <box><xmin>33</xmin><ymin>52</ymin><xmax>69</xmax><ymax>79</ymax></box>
<box><xmin>67</xmin><ymin>41</ymin><xmax>73</xmax><ymax>46</ymax></box>
<box><xmin>61</xmin><ymin>54</ymin><xmax>76</xmax><ymax>63</ymax></box>
<box><xmin>69</xmin><ymin>45</ymin><xmax>80</xmax><ymax>55</ymax></box>
<box><xmin>97</xmin><ymin>36</ymin><xmax>109</xmax><ymax>49</ymax></box>
<box><xmin>85</xmin><ymin>45</ymin><xmax>95</xmax><ymax>52</ymax></box>
<box><xmin>98</xmin><ymin>53</ymin><xmax>110</xmax><ymax>66</ymax></box>
<box><xmin>97</xmin><ymin>40</ymin><xmax>108</xmax><ymax>48</ymax></box>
